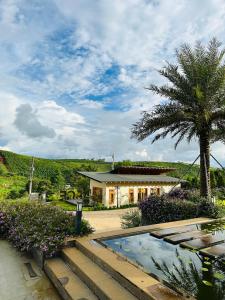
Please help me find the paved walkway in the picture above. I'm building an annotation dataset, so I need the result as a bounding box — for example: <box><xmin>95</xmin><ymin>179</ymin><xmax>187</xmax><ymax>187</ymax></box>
<box><xmin>83</xmin><ymin>208</ymin><xmax>136</xmax><ymax>232</ymax></box>
<box><xmin>0</xmin><ymin>240</ymin><xmax>60</xmax><ymax>300</ymax></box>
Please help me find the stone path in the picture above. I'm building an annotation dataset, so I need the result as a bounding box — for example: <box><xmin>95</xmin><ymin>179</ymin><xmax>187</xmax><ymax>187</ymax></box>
<box><xmin>83</xmin><ymin>208</ymin><xmax>135</xmax><ymax>232</ymax></box>
<box><xmin>164</xmin><ymin>230</ymin><xmax>210</xmax><ymax>244</ymax></box>
<box><xmin>181</xmin><ymin>234</ymin><xmax>225</xmax><ymax>250</ymax></box>
<box><xmin>200</xmin><ymin>242</ymin><xmax>225</xmax><ymax>258</ymax></box>
<box><xmin>151</xmin><ymin>224</ymin><xmax>197</xmax><ymax>238</ymax></box>
<box><xmin>0</xmin><ymin>240</ymin><xmax>60</xmax><ymax>300</ymax></box>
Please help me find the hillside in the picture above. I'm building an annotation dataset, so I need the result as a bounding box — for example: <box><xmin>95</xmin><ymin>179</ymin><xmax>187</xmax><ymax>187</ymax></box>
<box><xmin>1</xmin><ymin>149</ymin><xmax>225</xmax><ymax>202</ymax></box>
<box><xmin>0</xmin><ymin>149</ymin><xmax>200</xmax><ymax>180</ymax></box>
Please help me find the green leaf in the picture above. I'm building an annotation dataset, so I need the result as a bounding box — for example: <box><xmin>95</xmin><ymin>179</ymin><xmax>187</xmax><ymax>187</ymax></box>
<box><xmin>202</xmin><ymin>280</ymin><xmax>213</xmax><ymax>287</ymax></box>
<box><xmin>201</xmin><ymin>267</ymin><xmax>209</xmax><ymax>272</ymax></box>
<box><xmin>213</xmin><ymin>272</ymin><xmax>225</xmax><ymax>280</ymax></box>
<box><xmin>204</xmin><ymin>261</ymin><xmax>211</xmax><ymax>265</ymax></box>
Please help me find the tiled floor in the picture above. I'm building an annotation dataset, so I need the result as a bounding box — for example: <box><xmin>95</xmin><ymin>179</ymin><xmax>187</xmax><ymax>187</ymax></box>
<box><xmin>0</xmin><ymin>240</ymin><xmax>60</xmax><ymax>300</ymax></box>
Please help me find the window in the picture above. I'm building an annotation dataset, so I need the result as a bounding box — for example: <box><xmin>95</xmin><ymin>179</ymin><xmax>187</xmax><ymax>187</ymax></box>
<box><xmin>150</xmin><ymin>187</ymin><xmax>161</xmax><ymax>196</ymax></box>
<box><xmin>109</xmin><ymin>189</ymin><xmax>115</xmax><ymax>205</ymax></box>
<box><xmin>129</xmin><ymin>188</ymin><xmax>134</xmax><ymax>203</ymax></box>
<box><xmin>138</xmin><ymin>188</ymin><xmax>148</xmax><ymax>201</ymax></box>
<box><xmin>92</xmin><ymin>187</ymin><xmax>103</xmax><ymax>203</ymax></box>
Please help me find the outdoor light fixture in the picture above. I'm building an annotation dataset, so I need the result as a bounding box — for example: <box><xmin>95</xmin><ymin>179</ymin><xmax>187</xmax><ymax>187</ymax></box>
<box><xmin>76</xmin><ymin>200</ymin><xmax>83</xmax><ymax>212</ymax></box>
<box><xmin>76</xmin><ymin>199</ymin><xmax>83</xmax><ymax>235</ymax></box>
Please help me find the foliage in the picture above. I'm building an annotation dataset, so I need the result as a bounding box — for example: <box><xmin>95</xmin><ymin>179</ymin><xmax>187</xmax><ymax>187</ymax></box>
<box><xmin>139</xmin><ymin>195</ymin><xmax>197</xmax><ymax>225</ymax></box>
<box><xmin>213</xmin><ymin>187</ymin><xmax>225</xmax><ymax>200</ymax></box>
<box><xmin>168</xmin><ymin>188</ymin><xmax>191</xmax><ymax>200</ymax></box>
<box><xmin>0</xmin><ymin>201</ymin><xmax>94</xmax><ymax>257</ymax></box>
<box><xmin>152</xmin><ymin>250</ymin><xmax>225</xmax><ymax>300</ymax></box>
<box><xmin>121</xmin><ymin>209</ymin><xmax>141</xmax><ymax>229</ymax></box>
<box><xmin>0</xmin><ymin>175</ymin><xmax>27</xmax><ymax>200</ymax></box>
<box><xmin>0</xmin><ymin>163</ymin><xmax>7</xmax><ymax>176</ymax></box>
<box><xmin>7</xmin><ymin>188</ymin><xmax>26</xmax><ymax>199</ymax></box>
<box><xmin>139</xmin><ymin>195</ymin><xmax>221</xmax><ymax>225</ymax></box>
<box><xmin>197</xmin><ymin>199</ymin><xmax>221</xmax><ymax>218</ymax></box>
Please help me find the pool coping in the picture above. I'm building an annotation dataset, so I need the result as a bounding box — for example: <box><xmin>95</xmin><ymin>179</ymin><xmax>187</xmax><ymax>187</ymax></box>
<box><xmin>73</xmin><ymin>217</ymin><xmax>214</xmax><ymax>300</ymax></box>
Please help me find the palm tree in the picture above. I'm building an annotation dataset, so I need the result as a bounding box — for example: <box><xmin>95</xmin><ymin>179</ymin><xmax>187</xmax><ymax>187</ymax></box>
<box><xmin>132</xmin><ymin>38</ymin><xmax>225</xmax><ymax>199</ymax></box>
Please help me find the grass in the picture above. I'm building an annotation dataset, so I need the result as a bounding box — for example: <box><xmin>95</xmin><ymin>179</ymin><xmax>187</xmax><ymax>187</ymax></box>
<box><xmin>50</xmin><ymin>200</ymin><xmax>138</xmax><ymax>211</ymax></box>
<box><xmin>0</xmin><ymin>175</ymin><xmax>27</xmax><ymax>200</ymax></box>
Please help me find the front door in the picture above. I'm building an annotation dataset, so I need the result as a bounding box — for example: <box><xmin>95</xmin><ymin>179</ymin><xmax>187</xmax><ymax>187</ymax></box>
<box><xmin>109</xmin><ymin>189</ymin><xmax>115</xmax><ymax>206</ymax></box>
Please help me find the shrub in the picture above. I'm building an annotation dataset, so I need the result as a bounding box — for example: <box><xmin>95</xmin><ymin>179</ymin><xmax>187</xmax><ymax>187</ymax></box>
<box><xmin>168</xmin><ymin>188</ymin><xmax>190</xmax><ymax>200</ymax></box>
<box><xmin>121</xmin><ymin>209</ymin><xmax>141</xmax><ymax>229</ymax></box>
<box><xmin>139</xmin><ymin>195</ymin><xmax>222</xmax><ymax>225</ymax></box>
<box><xmin>197</xmin><ymin>198</ymin><xmax>221</xmax><ymax>218</ymax></box>
<box><xmin>7</xmin><ymin>188</ymin><xmax>26</xmax><ymax>199</ymax></box>
<box><xmin>0</xmin><ymin>201</ymin><xmax>94</xmax><ymax>257</ymax></box>
<box><xmin>139</xmin><ymin>195</ymin><xmax>197</xmax><ymax>225</ymax></box>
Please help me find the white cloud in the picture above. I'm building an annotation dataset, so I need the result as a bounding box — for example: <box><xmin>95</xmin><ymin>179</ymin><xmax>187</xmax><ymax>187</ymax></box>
<box><xmin>76</xmin><ymin>99</ymin><xmax>104</xmax><ymax>109</ymax></box>
<box><xmin>135</xmin><ymin>149</ymin><xmax>149</xmax><ymax>159</ymax></box>
<box><xmin>0</xmin><ymin>1</ymin><xmax>225</xmax><ymax>164</ymax></box>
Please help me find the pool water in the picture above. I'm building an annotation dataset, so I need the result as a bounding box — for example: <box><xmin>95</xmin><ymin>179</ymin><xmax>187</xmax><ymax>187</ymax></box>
<box><xmin>101</xmin><ymin>220</ymin><xmax>225</xmax><ymax>300</ymax></box>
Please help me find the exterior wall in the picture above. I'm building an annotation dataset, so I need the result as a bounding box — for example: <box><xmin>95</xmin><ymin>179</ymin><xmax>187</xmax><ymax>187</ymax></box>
<box><xmin>90</xmin><ymin>179</ymin><xmax>180</xmax><ymax>207</ymax></box>
<box><xmin>103</xmin><ymin>183</ymin><xmax>180</xmax><ymax>207</ymax></box>
<box><xmin>90</xmin><ymin>179</ymin><xmax>107</xmax><ymax>206</ymax></box>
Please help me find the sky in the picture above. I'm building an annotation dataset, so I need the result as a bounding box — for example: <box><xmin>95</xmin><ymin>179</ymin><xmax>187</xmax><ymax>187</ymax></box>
<box><xmin>1</xmin><ymin>0</ymin><xmax>225</xmax><ymax>164</ymax></box>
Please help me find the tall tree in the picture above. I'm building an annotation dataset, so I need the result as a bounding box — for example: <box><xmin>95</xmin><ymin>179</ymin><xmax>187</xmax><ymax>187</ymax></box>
<box><xmin>132</xmin><ymin>38</ymin><xmax>225</xmax><ymax>199</ymax></box>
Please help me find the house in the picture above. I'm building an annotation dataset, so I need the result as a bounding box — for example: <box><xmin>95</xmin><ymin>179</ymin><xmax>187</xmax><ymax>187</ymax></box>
<box><xmin>78</xmin><ymin>166</ymin><xmax>181</xmax><ymax>207</ymax></box>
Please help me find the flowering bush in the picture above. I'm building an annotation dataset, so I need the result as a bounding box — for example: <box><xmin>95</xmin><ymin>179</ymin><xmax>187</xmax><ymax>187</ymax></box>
<box><xmin>168</xmin><ymin>188</ymin><xmax>191</xmax><ymax>200</ymax></box>
<box><xmin>139</xmin><ymin>195</ymin><xmax>221</xmax><ymax>225</ymax></box>
<box><xmin>0</xmin><ymin>201</ymin><xmax>94</xmax><ymax>257</ymax></box>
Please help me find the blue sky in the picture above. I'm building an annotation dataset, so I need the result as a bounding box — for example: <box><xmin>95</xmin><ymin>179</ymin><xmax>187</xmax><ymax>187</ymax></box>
<box><xmin>1</xmin><ymin>0</ymin><xmax>225</xmax><ymax>164</ymax></box>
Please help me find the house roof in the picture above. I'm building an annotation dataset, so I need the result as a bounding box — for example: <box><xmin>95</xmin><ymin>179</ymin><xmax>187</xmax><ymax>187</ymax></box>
<box><xmin>111</xmin><ymin>166</ymin><xmax>176</xmax><ymax>175</ymax></box>
<box><xmin>78</xmin><ymin>171</ymin><xmax>181</xmax><ymax>184</ymax></box>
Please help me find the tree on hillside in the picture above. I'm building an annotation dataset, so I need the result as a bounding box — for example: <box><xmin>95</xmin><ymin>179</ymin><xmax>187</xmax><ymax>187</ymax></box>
<box><xmin>132</xmin><ymin>38</ymin><xmax>225</xmax><ymax>199</ymax></box>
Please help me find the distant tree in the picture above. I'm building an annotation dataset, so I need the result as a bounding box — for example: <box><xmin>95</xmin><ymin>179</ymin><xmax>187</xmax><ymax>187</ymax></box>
<box><xmin>37</xmin><ymin>179</ymin><xmax>52</xmax><ymax>193</ymax></box>
<box><xmin>132</xmin><ymin>38</ymin><xmax>225</xmax><ymax>199</ymax></box>
<box><xmin>76</xmin><ymin>177</ymin><xmax>90</xmax><ymax>199</ymax></box>
<box><xmin>215</xmin><ymin>170</ymin><xmax>225</xmax><ymax>187</ymax></box>
<box><xmin>51</xmin><ymin>172</ymin><xmax>66</xmax><ymax>189</ymax></box>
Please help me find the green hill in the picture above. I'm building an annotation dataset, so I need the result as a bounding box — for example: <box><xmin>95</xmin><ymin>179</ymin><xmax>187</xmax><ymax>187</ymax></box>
<box><xmin>0</xmin><ymin>150</ymin><xmax>111</xmax><ymax>179</ymax></box>
<box><xmin>0</xmin><ymin>149</ymin><xmax>225</xmax><ymax>202</ymax></box>
<box><xmin>0</xmin><ymin>149</ymin><xmax>200</xmax><ymax>180</ymax></box>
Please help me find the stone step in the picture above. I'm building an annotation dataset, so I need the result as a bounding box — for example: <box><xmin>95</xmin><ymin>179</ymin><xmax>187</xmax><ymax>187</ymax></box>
<box><xmin>151</xmin><ymin>225</ymin><xmax>197</xmax><ymax>238</ymax></box>
<box><xmin>62</xmin><ymin>247</ymin><xmax>138</xmax><ymax>300</ymax></box>
<box><xmin>74</xmin><ymin>239</ymin><xmax>189</xmax><ymax>300</ymax></box>
<box><xmin>180</xmin><ymin>234</ymin><xmax>225</xmax><ymax>250</ymax></box>
<box><xmin>200</xmin><ymin>242</ymin><xmax>225</xmax><ymax>258</ymax></box>
<box><xmin>44</xmin><ymin>258</ymin><xmax>98</xmax><ymax>300</ymax></box>
<box><xmin>164</xmin><ymin>230</ymin><xmax>209</xmax><ymax>244</ymax></box>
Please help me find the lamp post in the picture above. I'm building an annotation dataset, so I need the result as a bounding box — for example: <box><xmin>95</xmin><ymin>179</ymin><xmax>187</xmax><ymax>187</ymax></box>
<box><xmin>76</xmin><ymin>199</ymin><xmax>83</xmax><ymax>235</ymax></box>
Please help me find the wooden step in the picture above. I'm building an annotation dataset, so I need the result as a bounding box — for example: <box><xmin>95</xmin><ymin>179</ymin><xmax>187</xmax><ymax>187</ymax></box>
<box><xmin>181</xmin><ymin>234</ymin><xmax>225</xmax><ymax>250</ymax></box>
<box><xmin>44</xmin><ymin>258</ymin><xmax>98</xmax><ymax>300</ymax></box>
<box><xmin>164</xmin><ymin>230</ymin><xmax>209</xmax><ymax>244</ymax></box>
<box><xmin>62</xmin><ymin>247</ymin><xmax>138</xmax><ymax>300</ymax></box>
<box><xmin>200</xmin><ymin>242</ymin><xmax>225</xmax><ymax>258</ymax></box>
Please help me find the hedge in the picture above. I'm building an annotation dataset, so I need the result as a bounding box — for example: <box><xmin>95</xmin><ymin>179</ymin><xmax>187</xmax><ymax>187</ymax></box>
<box><xmin>139</xmin><ymin>195</ymin><xmax>220</xmax><ymax>225</ymax></box>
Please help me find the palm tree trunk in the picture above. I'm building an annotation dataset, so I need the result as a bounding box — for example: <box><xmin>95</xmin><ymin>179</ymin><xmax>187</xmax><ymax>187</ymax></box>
<box><xmin>199</xmin><ymin>132</ymin><xmax>211</xmax><ymax>199</ymax></box>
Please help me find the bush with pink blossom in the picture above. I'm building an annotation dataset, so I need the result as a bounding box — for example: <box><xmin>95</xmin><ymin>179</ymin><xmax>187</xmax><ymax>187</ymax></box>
<box><xmin>0</xmin><ymin>201</ymin><xmax>94</xmax><ymax>257</ymax></box>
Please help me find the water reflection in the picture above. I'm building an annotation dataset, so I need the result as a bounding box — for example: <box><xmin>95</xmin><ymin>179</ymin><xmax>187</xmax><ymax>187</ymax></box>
<box><xmin>102</xmin><ymin>221</ymin><xmax>225</xmax><ymax>300</ymax></box>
